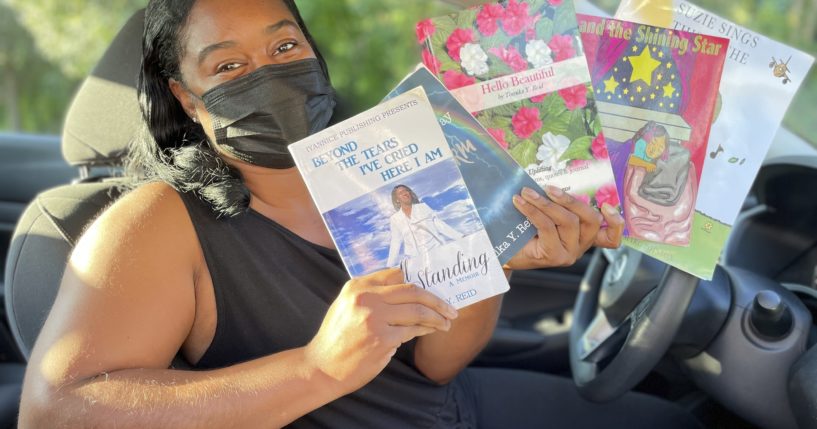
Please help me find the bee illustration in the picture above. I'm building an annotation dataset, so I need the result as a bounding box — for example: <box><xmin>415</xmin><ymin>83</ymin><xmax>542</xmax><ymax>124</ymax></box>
<box><xmin>769</xmin><ymin>56</ymin><xmax>792</xmax><ymax>84</ymax></box>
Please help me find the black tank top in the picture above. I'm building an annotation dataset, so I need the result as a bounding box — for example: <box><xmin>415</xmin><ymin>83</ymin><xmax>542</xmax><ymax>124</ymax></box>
<box><xmin>178</xmin><ymin>191</ymin><xmax>474</xmax><ymax>428</ymax></box>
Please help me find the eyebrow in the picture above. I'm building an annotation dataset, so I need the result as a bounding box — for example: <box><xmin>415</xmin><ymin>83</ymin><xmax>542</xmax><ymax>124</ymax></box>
<box><xmin>197</xmin><ymin>19</ymin><xmax>301</xmax><ymax>66</ymax></box>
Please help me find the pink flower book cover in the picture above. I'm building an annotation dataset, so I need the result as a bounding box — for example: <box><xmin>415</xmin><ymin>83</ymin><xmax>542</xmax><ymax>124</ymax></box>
<box><xmin>578</xmin><ymin>14</ymin><xmax>728</xmax><ymax>246</ymax></box>
<box><xmin>417</xmin><ymin>0</ymin><xmax>621</xmax><ymax>214</ymax></box>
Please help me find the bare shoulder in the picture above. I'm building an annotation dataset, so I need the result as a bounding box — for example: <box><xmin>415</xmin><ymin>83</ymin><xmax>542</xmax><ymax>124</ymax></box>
<box><xmin>24</xmin><ymin>181</ymin><xmax>201</xmax><ymax>389</ymax></box>
<box><xmin>73</xmin><ymin>181</ymin><xmax>200</xmax><ymax>275</ymax></box>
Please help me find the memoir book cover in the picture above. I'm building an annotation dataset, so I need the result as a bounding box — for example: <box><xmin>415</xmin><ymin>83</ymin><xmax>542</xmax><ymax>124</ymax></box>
<box><xmin>289</xmin><ymin>88</ymin><xmax>509</xmax><ymax>309</ymax></box>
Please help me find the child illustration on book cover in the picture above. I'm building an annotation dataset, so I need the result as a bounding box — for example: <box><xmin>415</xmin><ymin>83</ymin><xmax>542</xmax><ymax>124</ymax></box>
<box><xmin>578</xmin><ymin>15</ymin><xmax>728</xmax><ymax>245</ymax></box>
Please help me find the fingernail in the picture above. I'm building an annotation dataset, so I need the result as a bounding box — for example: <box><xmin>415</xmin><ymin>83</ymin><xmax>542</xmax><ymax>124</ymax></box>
<box><xmin>447</xmin><ymin>305</ymin><xmax>459</xmax><ymax>319</ymax></box>
<box><xmin>545</xmin><ymin>185</ymin><xmax>564</xmax><ymax>197</ymax></box>
<box><xmin>603</xmin><ymin>204</ymin><xmax>618</xmax><ymax>216</ymax></box>
<box><xmin>522</xmin><ymin>187</ymin><xmax>540</xmax><ymax>199</ymax></box>
<box><xmin>513</xmin><ymin>195</ymin><xmax>526</xmax><ymax>205</ymax></box>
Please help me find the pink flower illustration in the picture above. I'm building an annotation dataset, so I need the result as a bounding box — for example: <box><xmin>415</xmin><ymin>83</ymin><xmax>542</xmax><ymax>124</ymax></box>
<box><xmin>530</xmin><ymin>93</ymin><xmax>546</xmax><ymax>103</ymax></box>
<box><xmin>548</xmin><ymin>34</ymin><xmax>576</xmax><ymax>61</ymax></box>
<box><xmin>595</xmin><ymin>183</ymin><xmax>620</xmax><ymax>208</ymax></box>
<box><xmin>559</xmin><ymin>84</ymin><xmax>588</xmax><ymax>111</ymax></box>
<box><xmin>445</xmin><ymin>28</ymin><xmax>475</xmax><ymax>62</ymax></box>
<box><xmin>548</xmin><ymin>0</ymin><xmax>564</xmax><ymax>5</ymax></box>
<box><xmin>442</xmin><ymin>70</ymin><xmax>476</xmax><ymax>90</ymax></box>
<box><xmin>570</xmin><ymin>159</ymin><xmax>590</xmax><ymax>170</ymax></box>
<box><xmin>511</xmin><ymin>106</ymin><xmax>542</xmax><ymax>139</ymax></box>
<box><xmin>487</xmin><ymin>128</ymin><xmax>509</xmax><ymax>150</ymax></box>
<box><xmin>501</xmin><ymin>0</ymin><xmax>530</xmax><ymax>36</ymax></box>
<box><xmin>488</xmin><ymin>46</ymin><xmax>527</xmax><ymax>72</ymax></box>
<box><xmin>422</xmin><ymin>49</ymin><xmax>441</xmax><ymax>75</ymax></box>
<box><xmin>591</xmin><ymin>133</ymin><xmax>608</xmax><ymax>160</ymax></box>
<box><xmin>476</xmin><ymin>4</ymin><xmax>505</xmax><ymax>36</ymax></box>
<box><xmin>416</xmin><ymin>19</ymin><xmax>435</xmax><ymax>44</ymax></box>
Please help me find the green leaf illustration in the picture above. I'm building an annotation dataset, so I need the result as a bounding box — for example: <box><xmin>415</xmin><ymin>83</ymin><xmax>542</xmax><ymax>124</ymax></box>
<box><xmin>486</xmin><ymin>103</ymin><xmax>520</xmax><ymax>118</ymax></box>
<box><xmin>455</xmin><ymin>8</ymin><xmax>479</xmax><ymax>29</ymax></box>
<box><xmin>559</xmin><ymin>136</ymin><xmax>594</xmax><ymax>162</ymax></box>
<box><xmin>552</xmin><ymin>3</ymin><xmax>577</xmax><ymax>36</ymax></box>
<box><xmin>566</xmin><ymin>109</ymin><xmax>590</xmax><ymax>141</ymax></box>
<box><xmin>509</xmin><ymin>139</ymin><xmax>539</xmax><ymax>167</ymax></box>
<box><xmin>534</xmin><ymin>15</ymin><xmax>554</xmax><ymax>41</ymax></box>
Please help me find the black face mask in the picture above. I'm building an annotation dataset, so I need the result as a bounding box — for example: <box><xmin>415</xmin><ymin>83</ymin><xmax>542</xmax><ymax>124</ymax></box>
<box><xmin>199</xmin><ymin>58</ymin><xmax>336</xmax><ymax>168</ymax></box>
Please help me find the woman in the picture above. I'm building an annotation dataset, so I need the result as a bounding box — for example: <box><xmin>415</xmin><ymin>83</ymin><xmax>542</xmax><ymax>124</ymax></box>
<box><xmin>386</xmin><ymin>184</ymin><xmax>463</xmax><ymax>267</ymax></box>
<box><xmin>18</xmin><ymin>1</ymin><xmax>699</xmax><ymax>428</ymax></box>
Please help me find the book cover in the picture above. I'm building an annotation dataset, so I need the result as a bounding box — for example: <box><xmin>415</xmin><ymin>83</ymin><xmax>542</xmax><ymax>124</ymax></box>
<box><xmin>289</xmin><ymin>88</ymin><xmax>509</xmax><ymax>308</ymax></box>
<box><xmin>384</xmin><ymin>66</ymin><xmax>539</xmax><ymax>265</ymax></box>
<box><xmin>614</xmin><ymin>0</ymin><xmax>815</xmax><ymax>279</ymax></box>
<box><xmin>418</xmin><ymin>0</ymin><xmax>621</xmax><ymax>216</ymax></box>
<box><xmin>578</xmin><ymin>14</ymin><xmax>728</xmax><ymax>246</ymax></box>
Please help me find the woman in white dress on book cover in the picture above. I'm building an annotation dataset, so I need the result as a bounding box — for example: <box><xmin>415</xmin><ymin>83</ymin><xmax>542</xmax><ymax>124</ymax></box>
<box><xmin>387</xmin><ymin>184</ymin><xmax>463</xmax><ymax>267</ymax></box>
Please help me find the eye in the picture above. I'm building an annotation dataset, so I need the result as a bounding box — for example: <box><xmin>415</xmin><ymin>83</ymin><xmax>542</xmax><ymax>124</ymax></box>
<box><xmin>274</xmin><ymin>40</ymin><xmax>298</xmax><ymax>55</ymax></box>
<box><xmin>216</xmin><ymin>62</ymin><xmax>243</xmax><ymax>74</ymax></box>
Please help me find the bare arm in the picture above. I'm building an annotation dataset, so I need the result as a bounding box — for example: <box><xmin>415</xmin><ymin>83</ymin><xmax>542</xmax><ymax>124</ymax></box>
<box><xmin>20</xmin><ymin>183</ymin><xmax>456</xmax><ymax>428</ymax></box>
<box><xmin>19</xmin><ymin>183</ymin><xmax>345</xmax><ymax>428</ymax></box>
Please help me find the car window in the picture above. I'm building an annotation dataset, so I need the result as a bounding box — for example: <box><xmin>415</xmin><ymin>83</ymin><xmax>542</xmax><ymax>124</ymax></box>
<box><xmin>3</xmin><ymin>0</ymin><xmax>814</xmax><ymax>149</ymax></box>
<box><xmin>590</xmin><ymin>0</ymin><xmax>817</xmax><ymax>148</ymax></box>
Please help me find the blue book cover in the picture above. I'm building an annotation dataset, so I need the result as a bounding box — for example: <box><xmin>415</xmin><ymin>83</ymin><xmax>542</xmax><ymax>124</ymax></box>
<box><xmin>384</xmin><ymin>67</ymin><xmax>538</xmax><ymax>264</ymax></box>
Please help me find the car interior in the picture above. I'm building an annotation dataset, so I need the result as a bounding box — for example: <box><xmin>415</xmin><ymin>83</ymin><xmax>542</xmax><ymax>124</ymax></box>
<box><xmin>2</xmin><ymin>6</ymin><xmax>817</xmax><ymax>429</ymax></box>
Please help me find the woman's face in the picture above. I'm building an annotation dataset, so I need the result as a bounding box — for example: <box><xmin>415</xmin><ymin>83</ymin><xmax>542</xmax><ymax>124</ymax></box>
<box><xmin>169</xmin><ymin>0</ymin><xmax>316</xmax><ymax>148</ymax></box>
<box><xmin>395</xmin><ymin>187</ymin><xmax>413</xmax><ymax>205</ymax></box>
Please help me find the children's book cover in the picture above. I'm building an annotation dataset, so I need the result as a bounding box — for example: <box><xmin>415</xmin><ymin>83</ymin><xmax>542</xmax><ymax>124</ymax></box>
<box><xmin>578</xmin><ymin>14</ymin><xmax>728</xmax><ymax>246</ymax></box>
<box><xmin>289</xmin><ymin>88</ymin><xmax>509</xmax><ymax>309</ymax></box>
<box><xmin>384</xmin><ymin>66</ymin><xmax>539</xmax><ymax>265</ymax></box>
<box><xmin>418</xmin><ymin>0</ymin><xmax>621</xmax><ymax>215</ymax></box>
<box><xmin>614</xmin><ymin>0</ymin><xmax>815</xmax><ymax>279</ymax></box>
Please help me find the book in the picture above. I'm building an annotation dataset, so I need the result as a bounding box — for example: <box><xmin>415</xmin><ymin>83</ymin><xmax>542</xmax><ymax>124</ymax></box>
<box><xmin>383</xmin><ymin>66</ymin><xmax>539</xmax><ymax>265</ymax></box>
<box><xmin>613</xmin><ymin>0</ymin><xmax>815</xmax><ymax>279</ymax></box>
<box><xmin>288</xmin><ymin>87</ymin><xmax>509</xmax><ymax>308</ymax></box>
<box><xmin>578</xmin><ymin>14</ymin><xmax>728</xmax><ymax>246</ymax></box>
<box><xmin>417</xmin><ymin>0</ymin><xmax>621</xmax><ymax>216</ymax></box>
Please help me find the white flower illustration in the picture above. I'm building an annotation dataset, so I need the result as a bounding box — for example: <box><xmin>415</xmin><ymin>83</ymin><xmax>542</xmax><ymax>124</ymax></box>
<box><xmin>460</xmin><ymin>43</ymin><xmax>489</xmax><ymax>76</ymax></box>
<box><xmin>536</xmin><ymin>132</ymin><xmax>571</xmax><ymax>170</ymax></box>
<box><xmin>526</xmin><ymin>39</ymin><xmax>553</xmax><ymax>69</ymax></box>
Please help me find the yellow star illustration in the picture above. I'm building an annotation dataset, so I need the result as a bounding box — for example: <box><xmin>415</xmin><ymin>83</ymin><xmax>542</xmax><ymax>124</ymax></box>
<box><xmin>657</xmin><ymin>73</ymin><xmax>663</xmax><ymax>81</ymax></box>
<box><xmin>650</xmin><ymin>93</ymin><xmax>656</xmax><ymax>100</ymax></box>
<box><xmin>670</xmin><ymin>103</ymin><xmax>675</xmax><ymax>108</ymax></box>
<box><xmin>660</xmin><ymin>102</ymin><xmax>664</xmax><ymax>107</ymax></box>
<box><xmin>603</xmin><ymin>76</ymin><xmax>619</xmax><ymax>94</ymax></box>
<box><xmin>607</xmin><ymin>94</ymin><xmax>612</xmax><ymax>100</ymax></box>
<box><xmin>632</xmin><ymin>45</ymin><xmax>638</xmax><ymax>52</ymax></box>
<box><xmin>636</xmin><ymin>85</ymin><xmax>643</xmax><ymax>93</ymax></box>
<box><xmin>666</xmin><ymin>62</ymin><xmax>672</xmax><ymax>69</ymax></box>
<box><xmin>627</xmin><ymin>47</ymin><xmax>662</xmax><ymax>86</ymax></box>
<box><xmin>641</xmin><ymin>96</ymin><xmax>646</xmax><ymax>102</ymax></box>
<box><xmin>663</xmin><ymin>82</ymin><xmax>676</xmax><ymax>98</ymax></box>
<box><xmin>630</xmin><ymin>96</ymin><xmax>635</xmax><ymax>102</ymax></box>
<box><xmin>623</xmin><ymin>88</ymin><xmax>629</xmax><ymax>95</ymax></box>
<box><xmin>658</xmin><ymin>51</ymin><xmax>664</xmax><ymax>58</ymax></box>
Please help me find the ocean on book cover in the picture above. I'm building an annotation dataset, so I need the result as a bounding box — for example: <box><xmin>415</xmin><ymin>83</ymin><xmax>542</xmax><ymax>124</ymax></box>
<box><xmin>417</xmin><ymin>0</ymin><xmax>621</xmax><ymax>217</ymax></box>
<box><xmin>578</xmin><ymin>14</ymin><xmax>728</xmax><ymax>246</ymax></box>
<box><xmin>614</xmin><ymin>0</ymin><xmax>815</xmax><ymax>279</ymax></box>
<box><xmin>289</xmin><ymin>88</ymin><xmax>509</xmax><ymax>309</ymax></box>
<box><xmin>384</xmin><ymin>66</ymin><xmax>540</xmax><ymax>265</ymax></box>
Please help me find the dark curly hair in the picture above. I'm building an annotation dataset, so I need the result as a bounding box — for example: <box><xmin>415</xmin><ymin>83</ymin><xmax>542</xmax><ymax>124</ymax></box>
<box><xmin>128</xmin><ymin>0</ymin><xmax>330</xmax><ymax>217</ymax></box>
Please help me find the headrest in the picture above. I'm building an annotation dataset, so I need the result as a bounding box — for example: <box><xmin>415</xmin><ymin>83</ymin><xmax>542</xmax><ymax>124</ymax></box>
<box><xmin>61</xmin><ymin>9</ymin><xmax>145</xmax><ymax>167</ymax></box>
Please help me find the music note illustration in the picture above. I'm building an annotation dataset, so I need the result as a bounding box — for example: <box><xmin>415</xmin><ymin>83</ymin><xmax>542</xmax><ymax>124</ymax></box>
<box><xmin>709</xmin><ymin>144</ymin><xmax>724</xmax><ymax>159</ymax></box>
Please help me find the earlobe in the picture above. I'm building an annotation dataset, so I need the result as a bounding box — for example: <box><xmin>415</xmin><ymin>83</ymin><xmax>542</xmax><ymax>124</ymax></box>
<box><xmin>169</xmin><ymin>78</ymin><xmax>198</xmax><ymax>120</ymax></box>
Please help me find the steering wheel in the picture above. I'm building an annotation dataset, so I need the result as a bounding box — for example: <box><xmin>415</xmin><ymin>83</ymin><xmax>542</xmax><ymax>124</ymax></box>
<box><xmin>569</xmin><ymin>247</ymin><xmax>700</xmax><ymax>402</ymax></box>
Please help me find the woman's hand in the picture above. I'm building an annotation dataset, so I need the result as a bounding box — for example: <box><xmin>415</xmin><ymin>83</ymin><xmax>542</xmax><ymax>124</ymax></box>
<box><xmin>304</xmin><ymin>268</ymin><xmax>458</xmax><ymax>395</ymax></box>
<box><xmin>505</xmin><ymin>185</ymin><xmax>625</xmax><ymax>270</ymax></box>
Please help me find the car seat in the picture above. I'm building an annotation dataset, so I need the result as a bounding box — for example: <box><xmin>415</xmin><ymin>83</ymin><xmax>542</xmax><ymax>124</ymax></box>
<box><xmin>4</xmin><ymin>9</ymin><xmax>145</xmax><ymax>361</ymax></box>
